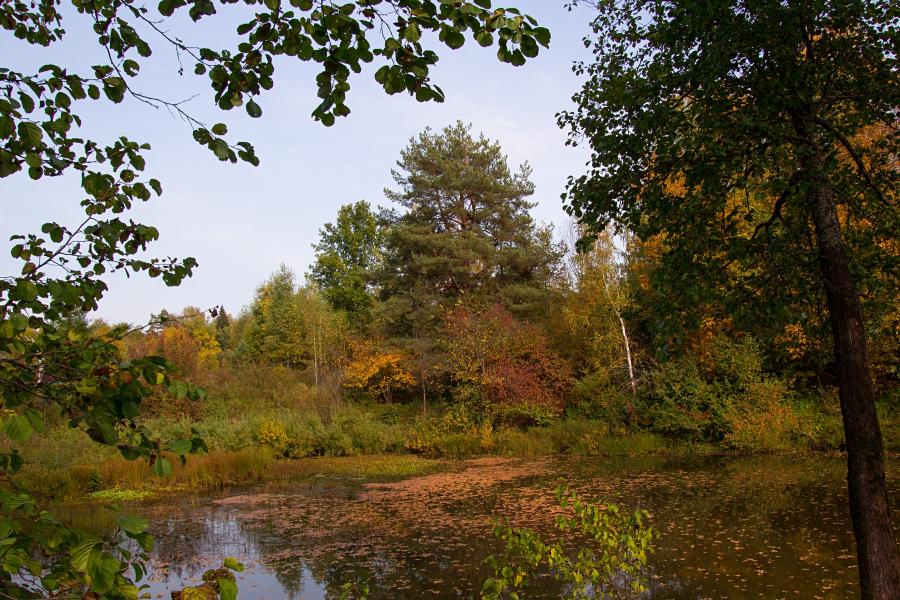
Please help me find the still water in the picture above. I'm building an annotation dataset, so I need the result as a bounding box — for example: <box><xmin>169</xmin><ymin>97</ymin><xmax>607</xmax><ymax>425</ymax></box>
<box><xmin>128</xmin><ymin>455</ymin><xmax>898</xmax><ymax>599</ymax></box>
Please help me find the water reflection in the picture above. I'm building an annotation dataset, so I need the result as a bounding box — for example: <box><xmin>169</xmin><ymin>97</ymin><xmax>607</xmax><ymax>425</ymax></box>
<box><xmin>112</xmin><ymin>455</ymin><xmax>897</xmax><ymax>599</ymax></box>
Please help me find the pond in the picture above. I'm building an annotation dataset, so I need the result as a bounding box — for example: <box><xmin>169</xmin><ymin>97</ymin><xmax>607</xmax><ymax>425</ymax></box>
<box><xmin>120</xmin><ymin>454</ymin><xmax>898</xmax><ymax>599</ymax></box>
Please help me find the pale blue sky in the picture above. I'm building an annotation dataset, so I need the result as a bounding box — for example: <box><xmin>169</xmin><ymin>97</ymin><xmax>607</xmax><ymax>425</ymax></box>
<box><xmin>2</xmin><ymin>1</ymin><xmax>595</xmax><ymax>324</ymax></box>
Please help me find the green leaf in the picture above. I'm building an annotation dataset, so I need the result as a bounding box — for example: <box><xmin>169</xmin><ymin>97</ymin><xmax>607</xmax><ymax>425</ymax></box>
<box><xmin>217</xmin><ymin>578</ymin><xmax>238</xmax><ymax>600</ymax></box>
<box><xmin>69</xmin><ymin>539</ymin><xmax>102</xmax><ymax>572</ymax></box>
<box><xmin>24</xmin><ymin>410</ymin><xmax>44</xmax><ymax>433</ymax></box>
<box><xmin>158</xmin><ymin>0</ymin><xmax>179</xmax><ymax>16</ymax></box>
<box><xmin>4</xmin><ymin>415</ymin><xmax>33</xmax><ymax>443</ymax></box>
<box><xmin>442</xmin><ymin>29</ymin><xmax>465</xmax><ymax>50</ymax></box>
<box><xmin>211</xmin><ymin>123</ymin><xmax>228</xmax><ymax>135</ymax></box>
<box><xmin>151</xmin><ymin>457</ymin><xmax>172</xmax><ymax>477</ymax></box>
<box><xmin>116</xmin><ymin>514</ymin><xmax>149</xmax><ymax>535</ymax></box>
<box><xmin>475</xmin><ymin>31</ymin><xmax>494</xmax><ymax>47</ymax></box>
<box><xmin>211</xmin><ymin>139</ymin><xmax>230</xmax><ymax>160</ymax></box>
<box><xmin>404</xmin><ymin>22</ymin><xmax>421</xmax><ymax>43</ymax></box>
<box><xmin>17</xmin><ymin>122</ymin><xmax>43</xmax><ymax>147</ymax></box>
<box><xmin>19</xmin><ymin>93</ymin><xmax>35</xmax><ymax>113</ymax></box>
<box><xmin>123</xmin><ymin>59</ymin><xmax>140</xmax><ymax>77</ymax></box>
<box><xmin>246</xmin><ymin>99</ymin><xmax>262</xmax><ymax>118</ymax></box>
<box><xmin>168</xmin><ymin>439</ymin><xmax>192</xmax><ymax>455</ymax></box>
<box><xmin>223</xmin><ymin>557</ymin><xmax>245</xmax><ymax>572</ymax></box>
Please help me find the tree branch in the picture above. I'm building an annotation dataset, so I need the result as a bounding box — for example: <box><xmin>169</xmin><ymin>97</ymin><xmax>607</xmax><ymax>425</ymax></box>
<box><xmin>814</xmin><ymin>116</ymin><xmax>889</xmax><ymax>206</ymax></box>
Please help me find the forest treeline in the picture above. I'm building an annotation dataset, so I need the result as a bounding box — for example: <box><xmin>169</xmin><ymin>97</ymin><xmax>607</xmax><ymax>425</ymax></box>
<box><xmin>70</xmin><ymin>121</ymin><xmax>899</xmax><ymax>456</ymax></box>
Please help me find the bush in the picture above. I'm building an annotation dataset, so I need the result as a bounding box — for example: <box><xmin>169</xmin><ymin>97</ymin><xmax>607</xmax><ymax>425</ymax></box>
<box><xmin>404</xmin><ymin>403</ymin><xmax>481</xmax><ymax>453</ymax></box>
<box><xmin>641</xmin><ymin>359</ymin><xmax>728</xmax><ymax>442</ymax></box>
<box><xmin>332</xmin><ymin>407</ymin><xmax>405</xmax><ymax>454</ymax></box>
<box><xmin>722</xmin><ymin>380</ymin><xmax>802</xmax><ymax>451</ymax></box>
<box><xmin>544</xmin><ymin>419</ymin><xmax>604</xmax><ymax>453</ymax></box>
<box><xmin>436</xmin><ymin>432</ymin><xmax>486</xmax><ymax>457</ymax></box>
<box><xmin>570</xmin><ymin>372</ymin><xmax>636</xmax><ymax>427</ymax></box>
<box><xmin>148</xmin><ymin>402</ymin><xmax>406</xmax><ymax>458</ymax></box>
<box><xmin>641</xmin><ymin>335</ymin><xmax>808</xmax><ymax>449</ymax></box>
<box><xmin>491</xmin><ymin>404</ymin><xmax>557</xmax><ymax>429</ymax></box>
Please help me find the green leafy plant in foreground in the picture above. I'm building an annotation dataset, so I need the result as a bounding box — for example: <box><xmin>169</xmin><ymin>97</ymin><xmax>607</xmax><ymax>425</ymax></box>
<box><xmin>2</xmin><ymin>0</ymin><xmax>551</xmax><ymax>595</ymax></box>
<box><xmin>481</xmin><ymin>487</ymin><xmax>654</xmax><ymax>599</ymax></box>
<box><xmin>0</xmin><ymin>495</ymin><xmax>153</xmax><ymax>599</ymax></box>
<box><xmin>172</xmin><ymin>558</ymin><xmax>245</xmax><ymax>600</ymax></box>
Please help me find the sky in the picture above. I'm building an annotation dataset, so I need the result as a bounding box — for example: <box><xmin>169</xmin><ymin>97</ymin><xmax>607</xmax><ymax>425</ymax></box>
<box><xmin>2</xmin><ymin>1</ymin><xmax>597</xmax><ymax>324</ymax></box>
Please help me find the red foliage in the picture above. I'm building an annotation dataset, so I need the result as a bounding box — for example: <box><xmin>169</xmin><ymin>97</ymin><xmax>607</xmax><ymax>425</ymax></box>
<box><xmin>444</xmin><ymin>303</ymin><xmax>572</xmax><ymax>414</ymax></box>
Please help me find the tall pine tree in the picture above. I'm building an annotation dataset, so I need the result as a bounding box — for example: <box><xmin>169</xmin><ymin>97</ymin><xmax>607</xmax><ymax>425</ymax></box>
<box><xmin>378</xmin><ymin>122</ymin><xmax>562</xmax><ymax>336</ymax></box>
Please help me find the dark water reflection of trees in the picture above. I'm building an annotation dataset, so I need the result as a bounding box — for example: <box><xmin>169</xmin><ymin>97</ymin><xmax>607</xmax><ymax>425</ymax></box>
<box><xmin>76</xmin><ymin>455</ymin><xmax>899</xmax><ymax>599</ymax></box>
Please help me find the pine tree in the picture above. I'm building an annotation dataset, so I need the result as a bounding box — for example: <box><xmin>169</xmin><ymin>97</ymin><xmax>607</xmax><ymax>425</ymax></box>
<box><xmin>378</xmin><ymin>121</ymin><xmax>562</xmax><ymax>336</ymax></box>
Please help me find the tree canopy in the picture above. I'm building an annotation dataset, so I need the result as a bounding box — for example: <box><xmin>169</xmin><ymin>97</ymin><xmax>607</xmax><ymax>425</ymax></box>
<box><xmin>0</xmin><ymin>1</ymin><xmax>551</xmax><ymax>597</ymax></box>
<box><xmin>378</xmin><ymin>121</ymin><xmax>563</xmax><ymax>335</ymax></box>
<box><xmin>559</xmin><ymin>0</ymin><xmax>899</xmax><ymax>595</ymax></box>
<box><xmin>309</xmin><ymin>200</ymin><xmax>383</xmax><ymax>322</ymax></box>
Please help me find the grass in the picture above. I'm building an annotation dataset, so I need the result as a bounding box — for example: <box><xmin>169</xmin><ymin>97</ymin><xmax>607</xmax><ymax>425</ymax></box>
<box><xmin>17</xmin><ymin>449</ymin><xmax>441</xmax><ymax>502</ymax></box>
<box><xmin>14</xmin><ymin>365</ymin><xmax>896</xmax><ymax>503</ymax></box>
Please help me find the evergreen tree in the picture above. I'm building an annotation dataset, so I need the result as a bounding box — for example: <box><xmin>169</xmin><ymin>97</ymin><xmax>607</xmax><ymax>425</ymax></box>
<box><xmin>378</xmin><ymin>121</ymin><xmax>562</xmax><ymax>335</ymax></box>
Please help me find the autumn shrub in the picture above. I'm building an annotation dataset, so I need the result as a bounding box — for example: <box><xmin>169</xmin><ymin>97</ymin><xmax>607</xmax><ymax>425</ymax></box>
<box><xmin>437</xmin><ymin>432</ymin><xmax>487</xmax><ymax>457</ymax></box>
<box><xmin>491</xmin><ymin>404</ymin><xmax>557</xmax><ymax>429</ymax></box>
<box><xmin>282</xmin><ymin>415</ymin><xmax>328</xmax><ymax>457</ymax></box>
<box><xmin>145</xmin><ymin>403</ymin><xmax>404</xmax><ymax>458</ymax></box>
<box><xmin>343</xmin><ymin>339</ymin><xmax>416</xmax><ymax>403</ymax></box>
<box><xmin>404</xmin><ymin>403</ymin><xmax>480</xmax><ymax>453</ymax></box>
<box><xmin>202</xmin><ymin>418</ymin><xmax>257</xmax><ymax>452</ymax></box>
<box><xmin>255</xmin><ymin>418</ymin><xmax>291</xmax><ymax>454</ymax></box>
<box><xmin>723</xmin><ymin>380</ymin><xmax>804</xmax><ymax>451</ymax></box>
<box><xmin>332</xmin><ymin>408</ymin><xmax>405</xmax><ymax>454</ymax></box>
<box><xmin>544</xmin><ymin>419</ymin><xmax>619</xmax><ymax>454</ymax></box>
<box><xmin>146</xmin><ymin>415</ymin><xmax>255</xmax><ymax>453</ymax></box>
<box><xmin>444</xmin><ymin>304</ymin><xmax>572</xmax><ymax>419</ymax></box>
<box><xmin>703</xmin><ymin>334</ymin><xmax>765</xmax><ymax>386</ymax></box>
<box><xmin>641</xmin><ymin>335</ymin><xmax>808</xmax><ymax>448</ymax></box>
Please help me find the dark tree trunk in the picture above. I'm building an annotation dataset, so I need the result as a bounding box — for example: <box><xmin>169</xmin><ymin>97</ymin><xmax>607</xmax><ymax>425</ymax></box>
<box><xmin>796</xmin><ymin>114</ymin><xmax>900</xmax><ymax>600</ymax></box>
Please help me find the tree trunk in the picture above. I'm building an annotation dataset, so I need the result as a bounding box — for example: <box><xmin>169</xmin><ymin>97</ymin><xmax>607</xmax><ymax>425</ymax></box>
<box><xmin>798</xmin><ymin>118</ymin><xmax>900</xmax><ymax>599</ymax></box>
<box><xmin>422</xmin><ymin>375</ymin><xmax>427</xmax><ymax>415</ymax></box>
<box><xmin>616</xmin><ymin>311</ymin><xmax>636</xmax><ymax>395</ymax></box>
<box><xmin>313</xmin><ymin>326</ymin><xmax>319</xmax><ymax>389</ymax></box>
